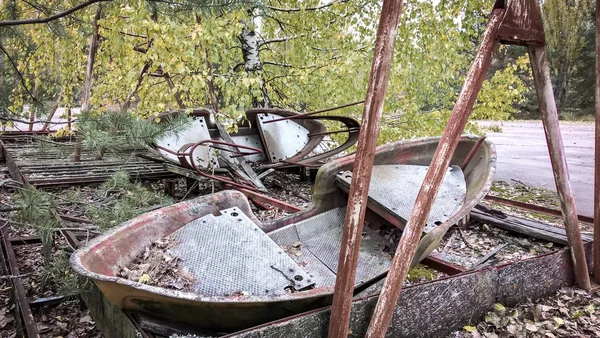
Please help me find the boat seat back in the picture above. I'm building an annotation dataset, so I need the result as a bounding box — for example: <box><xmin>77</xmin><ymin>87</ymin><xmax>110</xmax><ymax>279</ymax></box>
<box><xmin>335</xmin><ymin>164</ymin><xmax>466</xmax><ymax>233</ymax></box>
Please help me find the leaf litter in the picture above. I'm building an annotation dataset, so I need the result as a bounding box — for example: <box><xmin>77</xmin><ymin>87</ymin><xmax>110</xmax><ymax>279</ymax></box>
<box><xmin>119</xmin><ymin>237</ymin><xmax>196</xmax><ymax>292</ymax></box>
<box><xmin>449</xmin><ymin>287</ymin><xmax>600</xmax><ymax>338</ymax></box>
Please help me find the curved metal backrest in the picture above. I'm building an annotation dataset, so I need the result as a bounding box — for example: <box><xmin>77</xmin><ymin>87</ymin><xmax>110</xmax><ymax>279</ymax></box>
<box><xmin>246</xmin><ymin>108</ymin><xmax>327</xmax><ymax>164</ymax></box>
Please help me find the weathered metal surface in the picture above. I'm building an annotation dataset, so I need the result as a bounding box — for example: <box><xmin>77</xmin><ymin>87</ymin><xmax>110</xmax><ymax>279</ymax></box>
<box><xmin>528</xmin><ymin>45</ymin><xmax>591</xmax><ymax>290</ymax></box>
<box><xmin>231</xmin><ymin>186</ymin><xmax>303</xmax><ymax>213</ymax></box>
<box><xmin>484</xmin><ymin>194</ymin><xmax>594</xmax><ymax>224</ymax></box>
<box><xmin>1</xmin><ymin>136</ymin><xmax>178</xmax><ymax>187</ymax></box>
<box><xmin>72</xmin><ymin>136</ymin><xmax>495</xmax><ymax>333</ymax></box>
<box><xmin>156</xmin><ymin>115</ymin><xmax>219</xmax><ymax>170</ymax></box>
<box><xmin>336</xmin><ymin>165</ymin><xmax>466</xmax><ymax>233</ymax></box>
<box><xmin>594</xmin><ymin>0</ymin><xmax>600</xmax><ymax>282</ymax></box>
<box><xmin>230</xmin><ymin>134</ymin><xmax>266</xmax><ymax>162</ymax></box>
<box><xmin>256</xmin><ymin>113</ymin><xmax>311</xmax><ymax>162</ymax></box>
<box><xmin>260</xmin><ymin>100</ymin><xmax>365</xmax><ymax>125</ymax></box>
<box><xmin>496</xmin><ymin>249</ymin><xmax>574</xmax><ymax>306</ymax></box>
<box><xmin>0</xmin><ymin>227</ymin><xmax>40</xmax><ymax>338</ymax></box>
<box><xmin>170</xmin><ymin>207</ymin><xmax>313</xmax><ymax>296</ymax></box>
<box><xmin>461</xmin><ymin>135</ymin><xmax>486</xmax><ymax>171</ymax></box>
<box><xmin>421</xmin><ymin>253</ymin><xmax>466</xmax><ymax>275</ymax></box>
<box><xmin>327</xmin><ymin>0</ymin><xmax>406</xmax><ymax>335</ymax></box>
<box><xmin>269</xmin><ymin>207</ymin><xmax>392</xmax><ymax>288</ymax></box>
<box><xmin>365</xmin><ymin>9</ymin><xmax>504</xmax><ymax>337</ymax></box>
<box><xmin>228</xmin><ymin>269</ymin><xmax>497</xmax><ymax>338</ymax></box>
<box><xmin>496</xmin><ymin>0</ymin><xmax>545</xmax><ymax>46</ymax></box>
<box><xmin>224</xmin><ymin>247</ymin><xmax>580</xmax><ymax>338</ymax></box>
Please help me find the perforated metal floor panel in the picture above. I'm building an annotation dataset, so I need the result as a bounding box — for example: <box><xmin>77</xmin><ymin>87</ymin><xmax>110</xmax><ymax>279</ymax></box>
<box><xmin>269</xmin><ymin>208</ymin><xmax>392</xmax><ymax>287</ymax></box>
<box><xmin>256</xmin><ymin>114</ymin><xmax>310</xmax><ymax>162</ymax></box>
<box><xmin>169</xmin><ymin>207</ymin><xmax>313</xmax><ymax>297</ymax></box>
<box><xmin>336</xmin><ymin>165</ymin><xmax>466</xmax><ymax>233</ymax></box>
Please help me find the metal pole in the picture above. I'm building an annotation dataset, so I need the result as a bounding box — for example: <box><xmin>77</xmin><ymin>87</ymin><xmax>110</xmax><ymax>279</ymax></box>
<box><xmin>528</xmin><ymin>45</ymin><xmax>592</xmax><ymax>290</ymax></box>
<box><xmin>327</xmin><ymin>0</ymin><xmax>404</xmax><ymax>336</ymax></box>
<box><xmin>365</xmin><ymin>9</ymin><xmax>505</xmax><ymax>338</ymax></box>
<box><xmin>594</xmin><ymin>0</ymin><xmax>600</xmax><ymax>283</ymax></box>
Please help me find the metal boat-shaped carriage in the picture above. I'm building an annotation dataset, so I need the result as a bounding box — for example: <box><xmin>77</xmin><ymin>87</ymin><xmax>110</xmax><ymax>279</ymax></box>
<box><xmin>71</xmin><ymin>135</ymin><xmax>495</xmax><ymax>332</ymax></box>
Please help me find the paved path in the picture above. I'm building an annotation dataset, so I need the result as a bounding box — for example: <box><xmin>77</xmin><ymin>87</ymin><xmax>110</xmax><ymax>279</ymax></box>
<box><xmin>477</xmin><ymin>121</ymin><xmax>595</xmax><ymax>217</ymax></box>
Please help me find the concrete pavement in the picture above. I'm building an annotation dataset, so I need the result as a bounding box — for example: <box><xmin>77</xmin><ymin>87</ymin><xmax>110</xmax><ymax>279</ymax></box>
<box><xmin>476</xmin><ymin>120</ymin><xmax>595</xmax><ymax>217</ymax></box>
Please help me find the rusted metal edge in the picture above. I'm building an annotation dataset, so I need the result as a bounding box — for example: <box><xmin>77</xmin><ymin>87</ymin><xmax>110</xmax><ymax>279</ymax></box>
<box><xmin>259</xmin><ymin>101</ymin><xmax>365</xmax><ymax>124</ymax></box>
<box><xmin>328</xmin><ymin>0</ymin><xmax>406</xmax><ymax>335</ymax></box>
<box><xmin>29</xmin><ymin>295</ymin><xmax>67</xmax><ymax>308</ymax></box>
<box><xmin>0</xmin><ymin>140</ymin><xmax>28</xmax><ymax>186</ymax></box>
<box><xmin>365</xmin><ymin>9</ymin><xmax>505</xmax><ymax>338</ymax></box>
<box><xmin>461</xmin><ymin>135</ymin><xmax>486</xmax><ymax>171</ymax></box>
<box><xmin>421</xmin><ymin>254</ymin><xmax>466</xmax><ymax>275</ymax></box>
<box><xmin>0</xmin><ymin>227</ymin><xmax>40</xmax><ymax>338</ymax></box>
<box><xmin>528</xmin><ymin>44</ymin><xmax>591</xmax><ymax>290</ymax></box>
<box><xmin>223</xmin><ymin>245</ymin><xmax>578</xmax><ymax>338</ymax></box>
<box><xmin>484</xmin><ymin>195</ymin><xmax>594</xmax><ymax>224</ymax></box>
<box><xmin>230</xmin><ymin>186</ymin><xmax>302</xmax><ymax>213</ymax></box>
<box><xmin>593</xmin><ymin>0</ymin><xmax>600</xmax><ymax>283</ymax></box>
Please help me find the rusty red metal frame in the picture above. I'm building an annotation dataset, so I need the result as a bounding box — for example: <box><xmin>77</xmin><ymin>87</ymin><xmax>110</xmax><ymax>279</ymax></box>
<box><xmin>327</xmin><ymin>0</ymin><xmax>405</xmax><ymax>336</ymax></box>
<box><xmin>528</xmin><ymin>45</ymin><xmax>591</xmax><ymax>290</ymax></box>
<box><xmin>156</xmin><ymin>140</ymin><xmax>261</xmax><ymax>190</ymax></box>
<box><xmin>484</xmin><ymin>195</ymin><xmax>594</xmax><ymax>224</ymax></box>
<box><xmin>364</xmin><ymin>9</ymin><xmax>505</xmax><ymax>338</ymax></box>
<box><xmin>260</xmin><ymin>100</ymin><xmax>365</xmax><ymax>125</ymax></box>
<box><xmin>0</xmin><ymin>227</ymin><xmax>40</xmax><ymax>338</ymax></box>
<box><xmin>230</xmin><ymin>185</ymin><xmax>303</xmax><ymax>213</ymax></box>
<box><xmin>594</xmin><ymin>0</ymin><xmax>600</xmax><ymax>283</ymax></box>
<box><xmin>460</xmin><ymin>135</ymin><xmax>486</xmax><ymax>171</ymax></box>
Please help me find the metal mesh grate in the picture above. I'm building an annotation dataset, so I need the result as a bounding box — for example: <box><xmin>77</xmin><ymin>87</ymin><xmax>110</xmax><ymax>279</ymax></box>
<box><xmin>336</xmin><ymin>165</ymin><xmax>466</xmax><ymax>233</ymax></box>
<box><xmin>169</xmin><ymin>207</ymin><xmax>313</xmax><ymax>297</ymax></box>
<box><xmin>270</xmin><ymin>208</ymin><xmax>392</xmax><ymax>287</ymax></box>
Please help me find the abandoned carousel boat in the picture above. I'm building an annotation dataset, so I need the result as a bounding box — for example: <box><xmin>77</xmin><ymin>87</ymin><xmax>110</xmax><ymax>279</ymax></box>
<box><xmin>71</xmin><ymin>135</ymin><xmax>496</xmax><ymax>332</ymax></box>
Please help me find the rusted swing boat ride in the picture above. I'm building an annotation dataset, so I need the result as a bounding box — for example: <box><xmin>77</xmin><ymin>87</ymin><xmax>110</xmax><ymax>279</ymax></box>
<box><xmin>71</xmin><ymin>133</ymin><xmax>495</xmax><ymax>332</ymax></box>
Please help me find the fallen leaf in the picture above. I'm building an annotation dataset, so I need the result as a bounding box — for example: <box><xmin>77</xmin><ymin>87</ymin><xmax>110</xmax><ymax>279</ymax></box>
<box><xmin>138</xmin><ymin>274</ymin><xmax>151</xmax><ymax>283</ymax></box>
<box><xmin>554</xmin><ymin>317</ymin><xmax>564</xmax><ymax>327</ymax></box>
<box><xmin>463</xmin><ymin>325</ymin><xmax>478</xmax><ymax>333</ymax></box>
<box><xmin>585</xmin><ymin>304</ymin><xmax>595</xmax><ymax>315</ymax></box>
<box><xmin>79</xmin><ymin>315</ymin><xmax>94</xmax><ymax>323</ymax></box>
<box><xmin>493</xmin><ymin>303</ymin><xmax>506</xmax><ymax>314</ymax></box>
<box><xmin>525</xmin><ymin>322</ymin><xmax>538</xmax><ymax>332</ymax></box>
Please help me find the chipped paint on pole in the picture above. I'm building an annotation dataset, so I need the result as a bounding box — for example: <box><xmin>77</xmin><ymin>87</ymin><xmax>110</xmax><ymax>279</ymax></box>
<box><xmin>364</xmin><ymin>9</ymin><xmax>505</xmax><ymax>338</ymax></box>
<box><xmin>327</xmin><ymin>0</ymin><xmax>405</xmax><ymax>337</ymax></box>
<box><xmin>527</xmin><ymin>45</ymin><xmax>591</xmax><ymax>290</ymax></box>
<box><xmin>594</xmin><ymin>0</ymin><xmax>600</xmax><ymax>283</ymax></box>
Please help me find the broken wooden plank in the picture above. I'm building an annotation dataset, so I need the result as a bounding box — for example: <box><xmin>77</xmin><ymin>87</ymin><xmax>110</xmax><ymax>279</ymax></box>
<box><xmin>470</xmin><ymin>207</ymin><xmax>593</xmax><ymax>245</ymax></box>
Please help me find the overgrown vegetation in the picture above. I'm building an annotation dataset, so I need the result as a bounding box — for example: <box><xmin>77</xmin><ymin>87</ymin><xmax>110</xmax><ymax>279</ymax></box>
<box><xmin>85</xmin><ymin>171</ymin><xmax>172</xmax><ymax>229</ymax></box>
<box><xmin>13</xmin><ymin>186</ymin><xmax>59</xmax><ymax>260</ymax></box>
<box><xmin>77</xmin><ymin>109</ymin><xmax>189</xmax><ymax>153</ymax></box>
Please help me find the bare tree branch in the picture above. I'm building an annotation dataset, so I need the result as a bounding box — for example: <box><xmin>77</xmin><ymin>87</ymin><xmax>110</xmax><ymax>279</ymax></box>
<box><xmin>259</xmin><ymin>34</ymin><xmax>306</xmax><ymax>47</ymax></box>
<box><xmin>0</xmin><ymin>0</ymin><xmax>111</xmax><ymax>27</ymax></box>
<box><xmin>0</xmin><ymin>43</ymin><xmax>38</xmax><ymax>103</ymax></box>
<box><xmin>264</xmin><ymin>0</ymin><xmax>348</xmax><ymax>13</ymax></box>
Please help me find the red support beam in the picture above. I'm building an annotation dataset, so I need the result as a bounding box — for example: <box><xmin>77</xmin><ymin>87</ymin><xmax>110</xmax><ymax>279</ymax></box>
<box><xmin>528</xmin><ymin>45</ymin><xmax>591</xmax><ymax>290</ymax></box>
<box><xmin>327</xmin><ymin>0</ymin><xmax>405</xmax><ymax>337</ymax></box>
<box><xmin>364</xmin><ymin>9</ymin><xmax>505</xmax><ymax>337</ymax></box>
<box><xmin>594</xmin><ymin>0</ymin><xmax>600</xmax><ymax>283</ymax></box>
